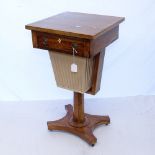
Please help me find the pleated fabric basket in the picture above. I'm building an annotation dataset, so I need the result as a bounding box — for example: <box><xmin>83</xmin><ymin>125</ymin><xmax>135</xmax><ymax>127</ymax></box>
<box><xmin>49</xmin><ymin>51</ymin><xmax>94</xmax><ymax>93</ymax></box>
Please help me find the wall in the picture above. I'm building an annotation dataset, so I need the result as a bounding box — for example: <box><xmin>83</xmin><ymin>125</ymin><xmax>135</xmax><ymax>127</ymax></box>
<box><xmin>0</xmin><ymin>0</ymin><xmax>155</xmax><ymax>101</ymax></box>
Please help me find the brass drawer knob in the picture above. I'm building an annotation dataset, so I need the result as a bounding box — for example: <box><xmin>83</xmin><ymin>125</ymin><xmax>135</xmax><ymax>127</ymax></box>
<box><xmin>72</xmin><ymin>43</ymin><xmax>78</xmax><ymax>48</ymax></box>
<box><xmin>43</xmin><ymin>38</ymin><xmax>48</xmax><ymax>46</ymax></box>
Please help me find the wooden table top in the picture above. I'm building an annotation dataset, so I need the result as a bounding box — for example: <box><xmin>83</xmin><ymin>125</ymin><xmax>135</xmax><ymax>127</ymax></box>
<box><xmin>25</xmin><ymin>12</ymin><xmax>124</xmax><ymax>39</ymax></box>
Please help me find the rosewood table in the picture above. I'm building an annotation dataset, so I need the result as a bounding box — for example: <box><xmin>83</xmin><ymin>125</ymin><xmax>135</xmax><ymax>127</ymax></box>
<box><xmin>25</xmin><ymin>12</ymin><xmax>124</xmax><ymax>146</ymax></box>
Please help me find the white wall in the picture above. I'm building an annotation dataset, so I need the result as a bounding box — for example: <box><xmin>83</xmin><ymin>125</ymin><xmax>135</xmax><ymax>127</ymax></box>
<box><xmin>0</xmin><ymin>0</ymin><xmax>155</xmax><ymax>101</ymax></box>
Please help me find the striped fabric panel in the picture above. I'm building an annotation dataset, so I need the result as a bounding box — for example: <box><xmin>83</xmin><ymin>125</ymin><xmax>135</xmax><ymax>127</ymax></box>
<box><xmin>49</xmin><ymin>51</ymin><xmax>94</xmax><ymax>93</ymax></box>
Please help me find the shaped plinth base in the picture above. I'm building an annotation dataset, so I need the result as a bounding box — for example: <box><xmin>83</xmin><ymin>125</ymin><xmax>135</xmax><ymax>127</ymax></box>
<box><xmin>47</xmin><ymin>104</ymin><xmax>110</xmax><ymax>146</ymax></box>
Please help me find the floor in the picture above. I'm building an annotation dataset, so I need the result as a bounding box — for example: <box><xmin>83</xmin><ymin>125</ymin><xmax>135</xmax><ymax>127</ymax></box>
<box><xmin>0</xmin><ymin>96</ymin><xmax>155</xmax><ymax>155</ymax></box>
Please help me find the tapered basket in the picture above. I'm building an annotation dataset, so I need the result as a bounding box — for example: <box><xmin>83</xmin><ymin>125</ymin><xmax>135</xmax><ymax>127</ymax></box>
<box><xmin>49</xmin><ymin>51</ymin><xmax>94</xmax><ymax>93</ymax></box>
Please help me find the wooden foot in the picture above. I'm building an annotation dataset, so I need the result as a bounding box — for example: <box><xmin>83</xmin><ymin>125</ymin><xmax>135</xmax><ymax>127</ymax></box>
<box><xmin>47</xmin><ymin>104</ymin><xmax>110</xmax><ymax>146</ymax></box>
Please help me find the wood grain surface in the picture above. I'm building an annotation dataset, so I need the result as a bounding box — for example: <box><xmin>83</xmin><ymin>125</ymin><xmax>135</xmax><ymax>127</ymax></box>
<box><xmin>47</xmin><ymin>93</ymin><xmax>110</xmax><ymax>146</ymax></box>
<box><xmin>26</xmin><ymin>12</ymin><xmax>124</xmax><ymax>39</ymax></box>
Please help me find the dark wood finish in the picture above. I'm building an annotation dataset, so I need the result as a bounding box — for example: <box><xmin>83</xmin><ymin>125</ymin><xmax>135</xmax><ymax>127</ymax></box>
<box><xmin>90</xmin><ymin>26</ymin><xmax>119</xmax><ymax>57</ymax></box>
<box><xmin>47</xmin><ymin>93</ymin><xmax>110</xmax><ymax>146</ymax></box>
<box><xmin>26</xmin><ymin>12</ymin><xmax>124</xmax><ymax>39</ymax></box>
<box><xmin>29</xmin><ymin>26</ymin><xmax>118</xmax><ymax>58</ymax></box>
<box><xmin>33</xmin><ymin>31</ymin><xmax>90</xmax><ymax>57</ymax></box>
<box><xmin>31</xmin><ymin>31</ymin><xmax>38</xmax><ymax>48</ymax></box>
<box><xmin>26</xmin><ymin>12</ymin><xmax>125</xmax><ymax>146</ymax></box>
<box><xmin>73</xmin><ymin>92</ymin><xmax>85</xmax><ymax>123</ymax></box>
<box><xmin>87</xmin><ymin>49</ymin><xmax>105</xmax><ymax>95</ymax></box>
<box><xmin>26</xmin><ymin>12</ymin><xmax>124</xmax><ymax>57</ymax></box>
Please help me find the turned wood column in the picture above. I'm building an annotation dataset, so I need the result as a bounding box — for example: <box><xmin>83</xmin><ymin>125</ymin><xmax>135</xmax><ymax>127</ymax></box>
<box><xmin>73</xmin><ymin>92</ymin><xmax>85</xmax><ymax>123</ymax></box>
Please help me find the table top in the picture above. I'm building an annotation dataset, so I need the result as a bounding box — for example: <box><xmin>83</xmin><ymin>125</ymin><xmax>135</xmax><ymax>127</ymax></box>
<box><xmin>25</xmin><ymin>12</ymin><xmax>124</xmax><ymax>39</ymax></box>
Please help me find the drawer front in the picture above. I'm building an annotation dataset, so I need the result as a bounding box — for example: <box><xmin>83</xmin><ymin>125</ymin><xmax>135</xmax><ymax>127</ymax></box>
<box><xmin>34</xmin><ymin>32</ymin><xmax>90</xmax><ymax>57</ymax></box>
